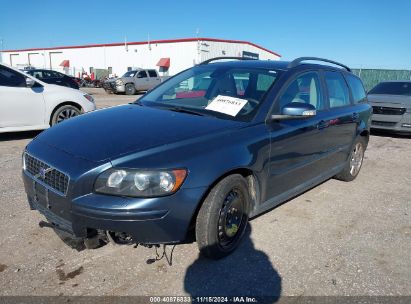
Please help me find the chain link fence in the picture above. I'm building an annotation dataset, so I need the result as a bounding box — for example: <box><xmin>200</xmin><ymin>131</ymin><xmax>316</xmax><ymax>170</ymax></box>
<box><xmin>352</xmin><ymin>69</ymin><xmax>411</xmax><ymax>92</ymax></box>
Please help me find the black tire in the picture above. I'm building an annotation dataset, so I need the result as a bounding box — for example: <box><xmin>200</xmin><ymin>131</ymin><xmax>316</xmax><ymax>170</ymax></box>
<box><xmin>51</xmin><ymin>104</ymin><xmax>81</xmax><ymax>126</ymax></box>
<box><xmin>196</xmin><ymin>174</ymin><xmax>250</xmax><ymax>259</ymax></box>
<box><xmin>334</xmin><ymin>137</ymin><xmax>366</xmax><ymax>182</ymax></box>
<box><xmin>125</xmin><ymin>83</ymin><xmax>136</xmax><ymax>95</ymax></box>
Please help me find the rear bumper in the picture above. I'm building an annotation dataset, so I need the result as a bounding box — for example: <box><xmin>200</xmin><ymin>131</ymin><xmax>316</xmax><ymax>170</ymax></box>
<box><xmin>371</xmin><ymin>113</ymin><xmax>411</xmax><ymax>133</ymax></box>
<box><xmin>23</xmin><ymin>171</ymin><xmax>207</xmax><ymax>244</ymax></box>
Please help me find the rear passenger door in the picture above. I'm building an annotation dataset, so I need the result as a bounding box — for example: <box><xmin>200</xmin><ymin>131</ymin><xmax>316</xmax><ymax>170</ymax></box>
<box><xmin>322</xmin><ymin>70</ymin><xmax>358</xmax><ymax>166</ymax></box>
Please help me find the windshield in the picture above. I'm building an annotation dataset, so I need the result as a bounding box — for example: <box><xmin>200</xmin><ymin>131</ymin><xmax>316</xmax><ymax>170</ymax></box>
<box><xmin>369</xmin><ymin>82</ymin><xmax>411</xmax><ymax>96</ymax></box>
<box><xmin>122</xmin><ymin>71</ymin><xmax>137</xmax><ymax>77</ymax></box>
<box><xmin>138</xmin><ymin>65</ymin><xmax>279</xmax><ymax>121</ymax></box>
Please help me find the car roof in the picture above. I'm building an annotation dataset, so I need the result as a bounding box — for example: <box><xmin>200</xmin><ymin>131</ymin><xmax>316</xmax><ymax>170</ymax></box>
<box><xmin>204</xmin><ymin>59</ymin><xmax>351</xmax><ymax>73</ymax></box>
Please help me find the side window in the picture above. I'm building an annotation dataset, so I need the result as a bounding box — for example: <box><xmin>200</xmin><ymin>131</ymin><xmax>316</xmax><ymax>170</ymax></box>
<box><xmin>346</xmin><ymin>74</ymin><xmax>366</xmax><ymax>104</ymax></box>
<box><xmin>52</xmin><ymin>71</ymin><xmax>64</xmax><ymax>78</ymax></box>
<box><xmin>32</xmin><ymin>71</ymin><xmax>43</xmax><ymax>79</ymax></box>
<box><xmin>148</xmin><ymin>70</ymin><xmax>158</xmax><ymax>77</ymax></box>
<box><xmin>279</xmin><ymin>72</ymin><xmax>324</xmax><ymax>111</ymax></box>
<box><xmin>42</xmin><ymin>70</ymin><xmax>54</xmax><ymax>78</ymax></box>
<box><xmin>0</xmin><ymin>66</ymin><xmax>26</xmax><ymax>87</ymax></box>
<box><xmin>324</xmin><ymin>71</ymin><xmax>350</xmax><ymax>108</ymax></box>
<box><xmin>137</xmin><ymin>71</ymin><xmax>147</xmax><ymax>78</ymax></box>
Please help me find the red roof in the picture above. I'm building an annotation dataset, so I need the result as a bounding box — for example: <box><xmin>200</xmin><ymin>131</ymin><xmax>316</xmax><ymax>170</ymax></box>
<box><xmin>1</xmin><ymin>37</ymin><xmax>281</xmax><ymax>57</ymax></box>
<box><xmin>157</xmin><ymin>57</ymin><xmax>170</xmax><ymax>68</ymax></box>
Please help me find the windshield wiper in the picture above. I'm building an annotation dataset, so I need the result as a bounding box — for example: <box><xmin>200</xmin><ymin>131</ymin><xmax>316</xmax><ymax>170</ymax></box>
<box><xmin>167</xmin><ymin>107</ymin><xmax>205</xmax><ymax>116</ymax></box>
<box><xmin>131</xmin><ymin>100</ymin><xmax>143</xmax><ymax>106</ymax></box>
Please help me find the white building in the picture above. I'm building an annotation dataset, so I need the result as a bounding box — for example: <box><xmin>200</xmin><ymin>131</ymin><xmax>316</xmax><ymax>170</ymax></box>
<box><xmin>0</xmin><ymin>37</ymin><xmax>281</xmax><ymax>77</ymax></box>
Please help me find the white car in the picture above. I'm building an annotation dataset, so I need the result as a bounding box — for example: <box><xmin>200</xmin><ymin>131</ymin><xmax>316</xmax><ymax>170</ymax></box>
<box><xmin>0</xmin><ymin>63</ymin><xmax>96</xmax><ymax>133</ymax></box>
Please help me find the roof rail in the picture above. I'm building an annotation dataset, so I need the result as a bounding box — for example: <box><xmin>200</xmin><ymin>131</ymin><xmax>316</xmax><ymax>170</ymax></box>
<box><xmin>288</xmin><ymin>57</ymin><xmax>351</xmax><ymax>72</ymax></box>
<box><xmin>199</xmin><ymin>56</ymin><xmax>257</xmax><ymax>65</ymax></box>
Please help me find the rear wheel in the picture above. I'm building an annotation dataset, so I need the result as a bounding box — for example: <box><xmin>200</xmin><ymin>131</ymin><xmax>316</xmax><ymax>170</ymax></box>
<box><xmin>125</xmin><ymin>83</ymin><xmax>136</xmax><ymax>95</ymax></box>
<box><xmin>51</xmin><ymin>105</ymin><xmax>81</xmax><ymax>126</ymax></box>
<box><xmin>196</xmin><ymin>174</ymin><xmax>250</xmax><ymax>259</ymax></box>
<box><xmin>334</xmin><ymin>137</ymin><xmax>366</xmax><ymax>181</ymax></box>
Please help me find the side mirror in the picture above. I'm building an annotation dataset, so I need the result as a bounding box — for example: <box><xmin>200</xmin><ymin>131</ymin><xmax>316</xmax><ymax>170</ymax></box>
<box><xmin>26</xmin><ymin>78</ymin><xmax>36</xmax><ymax>88</ymax></box>
<box><xmin>137</xmin><ymin>74</ymin><xmax>143</xmax><ymax>78</ymax></box>
<box><xmin>271</xmin><ymin>102</ymin><xmax>316</xmax><ymax>120</ymax></box>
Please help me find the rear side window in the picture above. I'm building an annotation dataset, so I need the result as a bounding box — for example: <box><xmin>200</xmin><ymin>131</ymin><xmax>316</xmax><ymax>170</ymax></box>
<box><xmin>42</xmin><ymin>70</ymin><xmax>61</xmax><ymax>78</ymax></box>
<box><xmin>148</xmin><ymin>70</ymin><xmax>158</xmax><ymax>77</ymax></box>
<box><xmin>279</xmin><ymin>72</ymin><xmax>324</xmax><ymax>110</ymax></box>
<box><xmin>324</xmin><ymin>71</ymin><xmax>350</xmax><ymax>108</ymax></box>
<box><xmin>0</xmin><ymin>66</ymin><xmax>26</xmax><ymax>87</ymax></box>
<box><xmin>346</xmin><ymin>74</ymin><xmax>366</xmax><ymax>104</ymax></box>
<box><xmin>368</xmin><ymin>82</ymin><xmax>411</xmax><ymax>96</ymax></box>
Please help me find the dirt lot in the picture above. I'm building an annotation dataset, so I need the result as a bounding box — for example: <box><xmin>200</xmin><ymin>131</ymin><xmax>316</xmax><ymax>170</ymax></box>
<box><xmin>0</xmin><ymin>89</ymin><xmax>410</xmax><ymax>298</ymax></box>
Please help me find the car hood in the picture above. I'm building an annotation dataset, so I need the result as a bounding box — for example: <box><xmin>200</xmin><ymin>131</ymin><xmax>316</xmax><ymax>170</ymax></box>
<box><xmin>33</xmin><ymin>104</ymin><xmax>244</xmax><ymax>162</ymax></box>
<box><xmin>368</xmin><ymin>94</ymin><xmax>411</xmax><ymax>107</ymax></box>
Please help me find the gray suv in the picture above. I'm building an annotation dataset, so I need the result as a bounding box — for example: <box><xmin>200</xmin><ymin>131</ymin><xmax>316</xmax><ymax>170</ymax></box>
<box><xmin>368</xmin><ymin>81</ymin><xmax>411</xmax><ymax>133</ymax></box>
<box><xmin>104</xmin><ymin>69</ymin><xmax>163</xmax><ymax>95</ymax></box>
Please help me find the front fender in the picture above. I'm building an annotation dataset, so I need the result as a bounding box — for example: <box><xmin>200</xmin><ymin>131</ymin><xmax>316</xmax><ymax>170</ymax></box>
<box><xmin>111</xmin><ymin>123</ymin><xmax>270</xmax><ymax>190</ymax></box>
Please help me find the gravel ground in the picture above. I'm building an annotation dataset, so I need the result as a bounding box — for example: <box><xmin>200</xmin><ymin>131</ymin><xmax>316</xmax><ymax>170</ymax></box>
<box><xmin>0</xmin><ymin>89</ymin><xmax>410</xmax><ymax>298</ymax></box>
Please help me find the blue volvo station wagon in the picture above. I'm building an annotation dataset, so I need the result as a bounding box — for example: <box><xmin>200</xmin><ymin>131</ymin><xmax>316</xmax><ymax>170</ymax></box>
<box><xmin>23</xmin><ymin>57</ymin><xmax>372</xmax><ymax>259</ymax></box>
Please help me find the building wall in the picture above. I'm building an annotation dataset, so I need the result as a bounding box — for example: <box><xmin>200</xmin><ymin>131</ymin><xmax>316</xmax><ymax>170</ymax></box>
<box><xmin>0</xmin><ymin>38</ymin><xmax>280</xmax><ymax>77</ymax></box>
<box><xmin>199</xmin><ymin>40</ymin><xmax>279</xmax><ymax>62</ymax></box>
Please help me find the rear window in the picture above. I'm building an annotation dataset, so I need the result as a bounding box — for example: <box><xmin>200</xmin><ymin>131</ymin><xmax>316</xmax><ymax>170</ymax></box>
<box><xmin>346</xmin><ymin>74</ymin><xmax>366</xmax><ymax>104</ymax></box>
<box><xmin>368</xmin><ymin>82</ymin><xmax>411</xmax><ymax>96</ymax></box>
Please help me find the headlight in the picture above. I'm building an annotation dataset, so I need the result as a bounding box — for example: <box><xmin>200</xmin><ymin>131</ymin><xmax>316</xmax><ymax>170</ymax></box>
<box><xmin>83</xmin><ymin>94</ymin><xmax>94</xmax><ymax>103</ymax></box>
<box><xmin>94</xmin><ymin>168</ymin><xmax>187</xmax><ymax>197</ymax></box>
<box><xmin>115</xmin><ymin>79</ymin><xmax>123</xmax><ymax>86</ymax></box>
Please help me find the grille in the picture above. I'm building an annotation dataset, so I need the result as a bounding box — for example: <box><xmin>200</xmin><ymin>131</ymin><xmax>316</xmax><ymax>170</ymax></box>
<box><xmin>372</xmin><ymin>106</ymin><xmax>406</xmax><ymax>115</ymax></box>
<box><xmin>24</xmin><ymin>153</ymin><xmax>69</xmax><ymax>195</ymax></box>
<box><xmin>372</xmin><ymin>120</ymin><xmax>397</xmax><ymax>127</ymax></box>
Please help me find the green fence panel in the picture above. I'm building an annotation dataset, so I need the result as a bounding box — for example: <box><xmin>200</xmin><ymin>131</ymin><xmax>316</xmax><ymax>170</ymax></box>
<box><xmin>352</xmin><ymin>69</ymin><xmax>411</xmax><ymax>92</ymax></box>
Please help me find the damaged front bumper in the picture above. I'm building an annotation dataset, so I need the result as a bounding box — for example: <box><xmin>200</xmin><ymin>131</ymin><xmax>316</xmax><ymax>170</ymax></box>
<box><xmin>23</xmin><ymin>169</ymin><xmax>207</xmax><ymax>245</ymax></box>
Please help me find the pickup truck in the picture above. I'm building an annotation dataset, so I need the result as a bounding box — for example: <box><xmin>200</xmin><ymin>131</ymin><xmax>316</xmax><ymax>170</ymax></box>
<box><xmin>103</xmin><ymin>69</ymin><xmax>165</xmax><ymax>95</ymax></box>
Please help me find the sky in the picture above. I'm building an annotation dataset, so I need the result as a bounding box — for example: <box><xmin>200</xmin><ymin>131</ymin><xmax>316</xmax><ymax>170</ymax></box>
<box><xmin>0</xmin><ymin>0</ymin><xmax>410</xmax><ymax>69</ymax></box>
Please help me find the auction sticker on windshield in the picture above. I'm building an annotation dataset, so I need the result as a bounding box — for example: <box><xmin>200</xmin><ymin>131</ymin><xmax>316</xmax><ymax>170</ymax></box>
<box><xmin>205</xmin><ymin>95</ymin><xmax>248</xmax><ymax>116</ymax></box>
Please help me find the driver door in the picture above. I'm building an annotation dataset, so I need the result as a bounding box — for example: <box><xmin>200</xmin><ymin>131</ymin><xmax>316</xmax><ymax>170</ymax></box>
<box><xmin>0</xmin><ymin>65</ymin><xmax>45</xmax><ymax>128</ymax></box>
<box><xmin>264</xmin><ymin>71</ymin><xmax>332</xmax><ymax>201</ymax></box>
<box><xmin>135</xmin><ymin>70</ymin><xmax>150</xmax><ymax>90</ymax></box>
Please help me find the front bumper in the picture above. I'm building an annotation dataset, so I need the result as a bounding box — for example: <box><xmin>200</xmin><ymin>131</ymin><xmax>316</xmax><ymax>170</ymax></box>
<box><xmin>103</xmin><ymin>82</ymin><xmax>125</xmax><ymax>93</ymax></box>
<box><xmin>23</xmin><ymin>170</ymin><xmax>207</xmax><ymax>244</ymax></box>
<box><xmin>371</xmin><ymin>112</ymin><xmax>411</xmax><ymax>133</ymax></box>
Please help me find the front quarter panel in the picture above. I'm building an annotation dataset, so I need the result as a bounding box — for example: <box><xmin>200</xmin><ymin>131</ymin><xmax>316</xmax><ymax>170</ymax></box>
<box><xmin>42</xmin><ymin>86</ymin><xmax>96</xmax><ymax>122</ymax></box>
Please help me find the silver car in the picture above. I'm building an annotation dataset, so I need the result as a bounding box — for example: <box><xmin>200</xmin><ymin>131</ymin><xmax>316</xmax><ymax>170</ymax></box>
<box><xmin>368</xmin><ymin>81</ymin><xmax>411</xmax><ymax>133</ymax></box>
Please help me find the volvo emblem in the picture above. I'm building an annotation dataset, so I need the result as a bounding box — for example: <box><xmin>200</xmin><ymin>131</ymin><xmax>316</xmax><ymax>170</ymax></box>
<box><xmin>35</xmin><ymin>167</ymin><xmax>53</xmax><ymax>179</ymax></box>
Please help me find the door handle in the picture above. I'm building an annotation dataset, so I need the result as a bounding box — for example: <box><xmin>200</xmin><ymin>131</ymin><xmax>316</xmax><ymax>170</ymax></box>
<box><xmin>317</xmin><ymin>120</ymin><xmax>330</xmax><ymax>130</ymax></box>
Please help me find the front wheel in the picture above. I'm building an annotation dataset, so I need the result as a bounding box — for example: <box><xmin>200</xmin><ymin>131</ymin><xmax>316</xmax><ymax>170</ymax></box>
<box><xmin>51</xmin><ymin>105</ymin><xmax>81</xmax><ymax>126</ymax></box>
<box><xmin>196</xmin><ymin>174</ymin><xmax>250</xmax><ymax>259</ymax></box>
<box><xmin>125</xmin><ymin>83</ymin><xmax>136</xmax><ymax>95</ymax></box>
<box><xmin>334</xmin><ymin>137</ymin><xmax>366</xmax><ymax>182</ymax></box>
